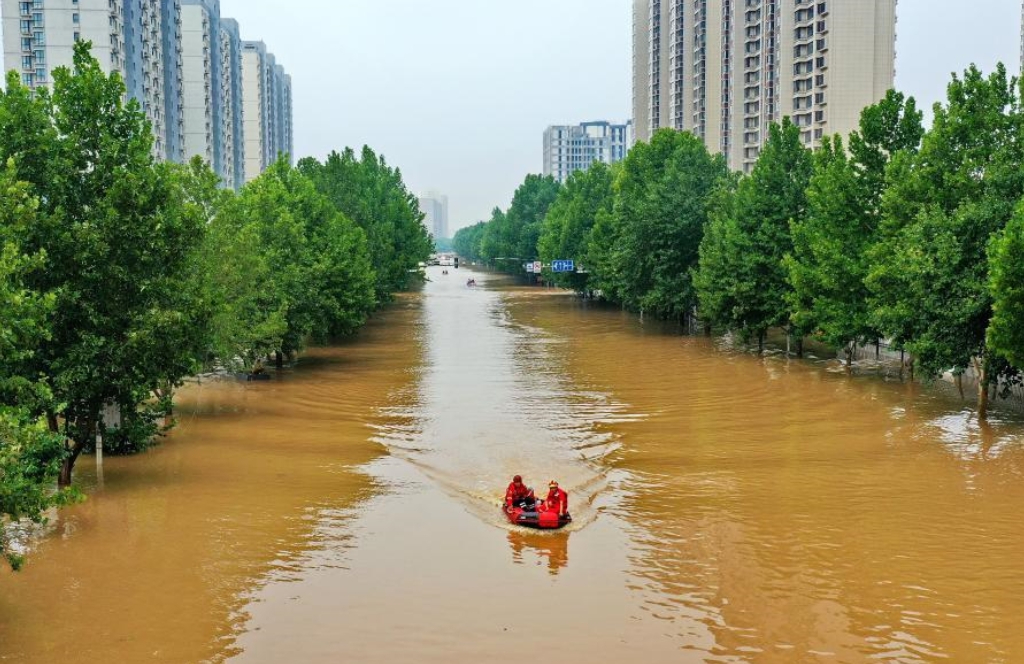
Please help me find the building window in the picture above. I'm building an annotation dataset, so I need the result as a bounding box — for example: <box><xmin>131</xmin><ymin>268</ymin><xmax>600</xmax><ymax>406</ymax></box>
<box><xmin>73</xmin><ymin>13</ymin><xmax>80</xmax><ymax>24</ymax></box>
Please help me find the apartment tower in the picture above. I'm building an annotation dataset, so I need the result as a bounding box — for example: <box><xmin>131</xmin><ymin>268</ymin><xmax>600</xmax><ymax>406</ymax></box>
<box><xmin>632</xmin><ymin>0</ymin><xmax>896</xmax><ymax>172</ymax></box>
<box><xmin>181</xmin><ymin>0</ymin><xmax>223</xmax><ymax>172</ymax></box>
<box><xmin>2</xmin><ymin>0</ymin><xmax>185</xmax><ymax>161</ymax></box>
<box><xmin>240</xmin><ymin>40</ymin><xmax>291</xmax><ymax>182</ymax></box>
<box><xmin>219</xmin><ymin>17</ymin><xmax>244</xmax><ymax>190</ymax></box>
<box><xmin>543</xmin><ymin>121</ymin><xmax>631</xmax><ymax>183</ymax></box>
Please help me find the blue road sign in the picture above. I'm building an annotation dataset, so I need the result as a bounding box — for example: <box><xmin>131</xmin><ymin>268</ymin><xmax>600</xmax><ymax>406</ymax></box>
<box><xmin>552</xmin><ymin>260</ymin><xmax>575</xmax><ymax>273</ymax></box>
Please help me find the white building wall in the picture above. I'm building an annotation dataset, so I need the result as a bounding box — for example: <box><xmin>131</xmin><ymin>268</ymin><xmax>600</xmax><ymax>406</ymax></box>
<box><xmin>181</xmin><ymin>3</ymin><xmax>213</xmax><ymax>164</ymax></box>
<box><xmin>543</xmin><ymin>121</ymin><xmax>631</xmax><ymax>183</ymax></box>
<box><xmin>633</xmin><ymin>0</ymin><xmax>897</xmax><ymax>172</ymax></box>
<box><xmin>241</xmin><ymin>44</ymin><xmax>265</xmax><ymax>182</ymax></box>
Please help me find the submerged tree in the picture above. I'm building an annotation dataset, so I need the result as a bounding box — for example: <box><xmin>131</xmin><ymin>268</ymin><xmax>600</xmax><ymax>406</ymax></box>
<box><xmin>298</xmin><ymin>148</ymin><xmax>432</xmax><ymax>303</ymax></box>
<box><xmin>696</xmin><ymin>119</ymin><xmax>812</xmax><ymax>350</ymax></box>
<box><xmin>867</xmin><ymin>64</ymin><xmax>1024</xmax><ymax>418</ymax></box>
<box><xmin>988</xmin><ymin>202</ymin><xmax>1024</xmax><ymax>370</ymax></box>
<box><xmin>787</xmin><ymin>91</ymin><xmax>924</xmax><ymax>363</ymax></box>
<box><xmin>0</xmin><ymin>163</ymin><xmax>65</xmax><ymax>569</ymax></box>
<box><xmin>0</xmin><ymin>42</ymin><xmax>211</xmax><ymax>485</ymax></box>
<box><xmin>613</xmin><ymin>130</ymin><xmax>731</xmax><ymax>321</ymax></box>
<box><xmin>538</xmin><ymin>162</ymin><xmax>615</xmax><ymax>293</ymax></box>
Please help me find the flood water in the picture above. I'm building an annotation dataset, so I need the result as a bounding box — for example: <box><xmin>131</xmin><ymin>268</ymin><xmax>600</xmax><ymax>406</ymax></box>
<box><xmin>3</xmin><ymin>267</ymin><xmax>1024</xmax><ymax>663</ymax></box>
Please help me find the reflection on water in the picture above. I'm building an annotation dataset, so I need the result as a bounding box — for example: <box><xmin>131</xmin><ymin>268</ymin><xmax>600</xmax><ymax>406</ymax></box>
<box><xmin>507</xmin><ymin>530</ymin><xmax>569</xmax><ymax>575</ymax></box>
<box><xmin>3</xmin><ymin>267</ymin><xmax>1024</xmax><ymax>663</ymax></box>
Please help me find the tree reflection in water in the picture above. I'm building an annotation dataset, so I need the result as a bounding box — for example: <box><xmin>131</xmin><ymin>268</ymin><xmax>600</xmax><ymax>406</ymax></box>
<box><xmin>507</xmin><ymin>530</ymin><xmax>569</xmax><ymax>575</ymax></box>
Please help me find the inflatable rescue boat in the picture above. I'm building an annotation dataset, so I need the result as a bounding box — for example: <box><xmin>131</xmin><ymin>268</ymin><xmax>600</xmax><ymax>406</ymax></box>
<box><xmin>505</xmin><ymin>504</ymin><xmax>572</xmax><ymax>530</ymax></box>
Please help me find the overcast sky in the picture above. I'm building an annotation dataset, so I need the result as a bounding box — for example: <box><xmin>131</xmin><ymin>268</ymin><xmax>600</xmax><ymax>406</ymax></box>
<box><xmin>4</xmin><ymin>1</ymin><xmax>1020</xmax><ymax>232</ymax></box>
<box><xmin>217</xmin><ymin>0</ymin><xmax>1014</xmax><ymax>233</ymax></box>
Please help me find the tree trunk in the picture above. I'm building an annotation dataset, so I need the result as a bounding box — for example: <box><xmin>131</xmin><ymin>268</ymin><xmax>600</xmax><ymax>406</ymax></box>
<box><xmin>704</xmin><ymin>321</ymin><xmax>712</xmax><ymax>337</ymax></box>
<box><xmin>796</xmin><ymin>337</ymin><xmax>804</xmax><ymax>359</ymax></box>
<box><xmin>757</xmin><ymin>331</ymin><xmax>765</xmax><ymax>355</ymax></box>
<box><xmin>975</xmin><ymin>356</ymin><xmax>989</xmax><ymax>421</ymax></box>
<box><xmin>47</xmin><ymin>411</ymin><xmax>59</xmax><ymax>433</ymax></box>
<box><xmin>846</xmin><ymin>341</ymin><xmax>854</xmax><ymax>369</ymax></box>
<box><xmin>57</xmin><ymin>417</ymin><xmax>92</xmax><ymax>489</ymax></box>
<box><xmin>955</xmin><ymin>373</ymin><xmax>965</xmax><ymax>400</ymax></box>
<box><xmin>276</xmin><ymin>351</ymin><xmax>284</xmax><ymax>370</ymax></box>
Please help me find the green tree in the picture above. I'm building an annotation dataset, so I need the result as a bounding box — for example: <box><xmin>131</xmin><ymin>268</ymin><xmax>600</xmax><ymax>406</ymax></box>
<box><xmin>538</xmin><ymin>162</ymin><xmax>615</xmax><ymax>293</ymax></box>
<box><xmin>867</xmin><ymin>64</ymin><xmax>1024</xmax><ymax>418</ymax></box>
<box><xmin>0</xmin><ymin>42</ymin><xmax>211</xmax><ymax>485</ymax></box>
<box><xmin>613</xmin><ymin>130</ymin><xmax>731</xmax><ymax>320</ymax></box>
<box><xmin>989</xmin><ymin>204</ymin><xmax>1024</xmax><ymax>368</ymax></box>
<box><xmin>696</xmin><ymin>119</ymin><xmax>812</xmax><ymax>350</ymax></box>
<box><xmin>0</xmin><ymin>163</ymin><xmax>65</xmax><ymax>569</ymax></box>
<box><xmin>787</xmin><ymin>91</ymin><xmax>923</xmax><ymax>363</ymax></box>
<box><xmin>298</xmin><ymin>148</ymin><xmax>432</xmax><ymax>303</ymax></box>
<box><xmin>453</xmin><ymin>221</ymin><xmax>488</xmax><ymax>260</ymax></box>
<box><xmin>508</xmin><ymin>174</ymin><xmax>561</xmax><ymax>265</ymax></box>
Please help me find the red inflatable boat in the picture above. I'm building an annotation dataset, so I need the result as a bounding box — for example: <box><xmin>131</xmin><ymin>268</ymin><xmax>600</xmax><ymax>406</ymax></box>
<box><xmin>505</xmin><ymin>504</ymin><xmax>572</xmax><ymax>530</ymax></box>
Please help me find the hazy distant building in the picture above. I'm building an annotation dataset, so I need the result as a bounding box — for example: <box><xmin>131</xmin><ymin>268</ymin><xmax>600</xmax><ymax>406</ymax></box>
<box><xmin>543</xmin><ymin>121</ymin><xmax>631</xmax><ymax>183</ymax></box>
<box><xmin>419</xmin><ymin>194</ymin><xmax>449</xmax><ymax>240</ymax></box>
<box><xmin>2</xmin><ymin>0</ymin><xmax>184</xmax><ymax>161</ymax></box>
<box><xmin>632</xmin><ymin>0</ymin><xmax>897</xmax><ymax>172</ymax></box>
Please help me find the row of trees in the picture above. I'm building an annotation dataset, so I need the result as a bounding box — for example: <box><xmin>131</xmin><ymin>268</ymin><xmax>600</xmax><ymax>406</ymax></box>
<box><xmin>0</xmin><ymin>43</ymin><xmax>431</xmax><ymax>568</ymax></box>
<box><xmin>455</xmin><ymin>64</ymin><xmax>1024</xmax><ymax>421</ymax></box>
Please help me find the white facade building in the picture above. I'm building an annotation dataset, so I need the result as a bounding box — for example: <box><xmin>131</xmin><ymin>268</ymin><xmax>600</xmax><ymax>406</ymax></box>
<box><xmin>632</xmin><ymin>0</ymin><xmax>896</xmax><ymax>172</ymax></box>
<box><xmin>543</xmin><ymin>121</ymin><xmax>631</xmax><ymax>183</ymax></box>
<box><xmin>181</xmin><ymin>0</ymin><xmax>220</xmax><ymax>168</ymax></box>
<box><xmin>240</xmin><ymin>40</ymin><xmax>291</xmax><ymax>182</ymax></box>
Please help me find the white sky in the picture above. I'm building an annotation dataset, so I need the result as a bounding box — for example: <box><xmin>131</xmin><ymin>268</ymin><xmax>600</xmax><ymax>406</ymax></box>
<box><xmin>4</xmin><ymin>1</ymin><xmax>1021</xmax><ymax>233</ymax></box>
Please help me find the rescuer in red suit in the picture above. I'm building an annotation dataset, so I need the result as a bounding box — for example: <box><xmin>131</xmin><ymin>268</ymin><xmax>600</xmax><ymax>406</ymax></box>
<box><xmin>505</xmin><ymin>475</ymin><xmax>536</xmax><ymax>510</ymax></box>
<box><xmin>543</xmin><ymin>480</ymin><xmax>569</xmax><ymax>517</ymax></box>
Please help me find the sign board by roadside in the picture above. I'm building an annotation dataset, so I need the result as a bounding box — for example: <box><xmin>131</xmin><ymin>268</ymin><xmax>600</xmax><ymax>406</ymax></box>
<box><xmin>525</xmin><ymin>263</ymin><xmax>534</xmax><ymax>273</ymax></box>
<box><xmin>533</xmin><ymin>261</ymin><xmax>543</xmax><ymax>273</ymax></box>
<box><xmin>552</xmin><ymin>260</ymin><xmax>575</xmax><ymax>273</ymax></box>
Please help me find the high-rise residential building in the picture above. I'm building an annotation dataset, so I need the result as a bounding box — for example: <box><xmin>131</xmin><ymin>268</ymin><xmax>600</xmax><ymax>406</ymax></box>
<box><xmin>241</xmin><ymin>40</ymin><xmax>268</xmax><ymax>181</ymax></box>
<box><xmin>181</xmin><ymin>0</ymin><xmax>222</xmax><ymax>172</ymax></box>
<box><xmin>219</xmin><ymin>17</ymin><xmax>244</xmax><ymax>190</ymax></box>
<box><xmin>161</xmin><ymin>0</ymin><xmax>184</xmax><ymax>163</ymax></box>
<box><xmin>419</xmin><ymin>194</ymin><xmax>449</xmax><ymax>240</ymax></box>
<box><xmin>2</xmin><ymin>1</ymin><xmax>289</xmax><ymax>181</ymax></box>
<box><xmin>632</xmin><ymin>0</ymin><xmax>897</xmax><ymax>172</ymax></box>
<box><xmin>542</xmin><ymin>121</ymin><xmax>631</xmax><ymax>183</ymax></box>
<box><xmin>2</xmin><ymin>0</ymin><xmax>184</xmax><ymax>161</ymax></box>
<box><xmin>278</xmin><ymin>65</ymin><xmax>293</xmax><ymax>161</ymax></box>
<box><xmin>241</xmin><ymin>40</ymin><xmax>291</xmax><ymax>182</ymax></box>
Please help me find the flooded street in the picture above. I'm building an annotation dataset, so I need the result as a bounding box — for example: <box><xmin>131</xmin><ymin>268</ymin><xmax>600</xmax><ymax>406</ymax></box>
<box><xmin>3</xmin><ymin>266</ymin><xmax>1024</xmax><ymax>663</ymax></box>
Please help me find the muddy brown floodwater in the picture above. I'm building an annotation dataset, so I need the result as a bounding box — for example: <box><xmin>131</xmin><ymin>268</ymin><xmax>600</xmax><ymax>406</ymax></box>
<box><xmin>2</xmin><ymin>267</ymin><xmax>1024</xmax><ymax>663</ymax></box>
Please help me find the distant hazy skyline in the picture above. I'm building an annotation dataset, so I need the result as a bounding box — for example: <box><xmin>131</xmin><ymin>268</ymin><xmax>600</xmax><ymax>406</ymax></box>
<box><xmin>3</xmin><ymin>1</ymin><xmax>1020</xmax><ymax>233</ymax></box>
